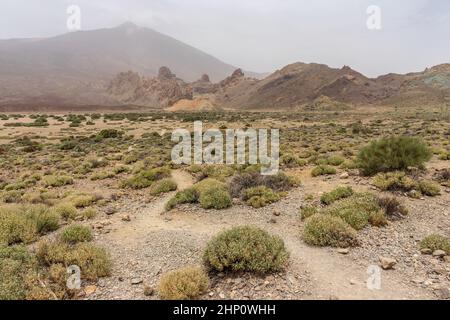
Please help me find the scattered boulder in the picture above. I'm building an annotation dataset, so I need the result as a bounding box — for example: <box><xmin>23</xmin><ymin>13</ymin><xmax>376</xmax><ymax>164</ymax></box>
<box><xmin>379</xmin><ymin>256</ymin><xmax>397</xmax><ymax>270</ymax></box>
<box><xmin>433</xmin><ymin>250</ymin><xmax>446</xmax><ymax>258</ymax></box>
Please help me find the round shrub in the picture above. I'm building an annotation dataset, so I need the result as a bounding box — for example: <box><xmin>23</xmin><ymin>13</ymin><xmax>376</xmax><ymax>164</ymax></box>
<box><xmin>157</xmin><ymin>266</ymin><xmax>209</xmax><ymax>300</ymax></box>
<box><xmin>150</xmin><ymin>178</ymin><xmax>177</xmax><ymax>196</ymax></box>
<box><xmin>303</xmin><ymin>215</ymin><xmax>358</xmax><ymax>248</ymax></box>
<box><xmin>357</xmin><ymin>136</ymin><xmax>432</xmax><ymax>176</ymax></box>
<box><xmin>203</xmin><ymin>226</ymin><xmax>289</xmax><ymax>274</ymax></box>
<box><xmin>420</xmin><ymin>234</ymin><xmax>450</xmax><ymax>254</ymax></box>
<box><xmin>59</xmin><ymin>224</ymin><xmax>93</xmax><ymax>244</ymax></box>
<box><xmin>199</xmin><ymin>188</ymin><xmax>232</xmax><ymax>210</ymax></box>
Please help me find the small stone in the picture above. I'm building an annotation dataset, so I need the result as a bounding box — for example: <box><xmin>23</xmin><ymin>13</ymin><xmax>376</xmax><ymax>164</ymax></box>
<box><xmin>435</xmin><ymin>287</ymin><xmax>450</xmax><ymax>300</ymax></box>
<box><xmin>105</xmin><ymin>207</ymin><xmax>117</xmax><ymax>215</ymax></box>
<box><xmin>84</xmin><ymin>285</ymin><xmax>97</xmax><ymax>296</ymax></box>
<box><xmin>273</xmin><ymin>211</ymin><xmax>281</xmax><ymax>217</ymax></box>
<box><xmin>379</xmin><ymin>256</ymin><xmax>397</xmax><ymax>270</ymax></box>
<box><xmin>143</xmin><ymin>286</ymin><xmax>154</xmax><ymax>296</ymax></box>
<box><xmin>337</xmin><ymin>248</ymin><xmax>349</xmax><ymax>255</ymax></box>
<box><xmin>349</xmin><ymin>279</ymin><xmax>357</xmax><ymax>285</ymax></box>
<box><xmin>121</xmin><ymin>214</ymin><xmax>131</xmax><ymax>222</ymax></box>
<box><xmin>444</xmin><ymin>256</ymin><xmax>450</xmax><ymax>263</ymax></box>
<box><xmin>131</xmin><ymin>278</ymin><xmax>143</xmax><ymax>285</ymax></box>
<box><xmin>433</xmin><ymin>250</ymin><xmax>446</xmax><ymax>258</ymax></box>
<box><xmin>268</xmin><ymin>218</ymin><xmax>277</xmax><ymax>224</ymax></box>
<box><xmin>340</xmin><ymin>172</ymin><xmax>349</xmax><ymax>179</ymax></box>
<box><xmin>420</xmin><ymin>248</ymin><xmax>432</xmax><ymax>255</ymax></box>
<box><xmin>219</xmin><ymin>293</ymin><xmax>225</xmax><ymax>299</ymax></box>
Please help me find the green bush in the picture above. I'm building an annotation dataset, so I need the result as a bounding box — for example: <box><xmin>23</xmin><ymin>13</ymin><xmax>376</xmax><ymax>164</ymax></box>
<box><xmin>43</xmin><ymin>175</ymin><xmax>73</xmax><ymax>187</ymax></box>
<box><xmin>311</xmin><ymin>165</ymin><xmax>337</xmax><ymax>177</ymax></box>
<box><xmin>418</xmin><ymin>180</ymin><xmax>441</xmax><ymax>196</ymax></box>
<box><xmin>121</xmin><ymin>167</ymin><xmax>170</xmax><ymax>189</ymax></box>
<box><xmin>199</xmin><ymin>188</ymin><xmax>232</xmax><ymax>210</ymax></box>
<box><xmin>357</xmin><ymin>136</ymin><xmax>432</xmax><ymax>176</ymax></box>
<box><xmin>0</xmin><ymin>245</ymin><xmax>36</xmax><ymax>300</ymax></box>
<box><xmin>36</xmin><ymin>241</ymin><xmax>111</xmax><ymax>281</ymax></box>
<box><xmin>157</xmin><ymin>266</ymin><xmax>209</xmax><ymax>300</ymax></box>
<box><xmin>51</xmin><ymin>203</ymin><xmax>79</xmax><ymax>220</ymax></box>
<box><xmin>420</xmin><ymin>234</ymin><xmax>450</xmax><ymax>254</ymax></box>
<box><xmin>373</xmin><ymin>171</ymin><xmax>418</xmax><ymax>191</ymax></box>
<box><xmin>0</xmin><ymin>205</ymin><xmax>60</xmax><ymax>245</ymax></box>
<box><xmin>300</xmin><ymin>205</ymin><xmax>318</xmax><ymax>220</ymax></box>
<box><xmin>320</xmin><ymin>186</ymin><xmax>354</xmax><ymax>205</ymax></box>
<box><xmin>242</xmin><ymin>186</ymin><xmax>281</xmax><ymax>208</ymax></box>
<box><xmin>59</xmin><ymin>225</ymin><xmax>93</xmax><ymax>244</ymax></box>
<box><xmin>203</xmin><ymin>226</ymin><xmax>289</xmax><ymax>274</ymax></box>
<box><xmin>165</xmin><ymin>188</ymin><xmax>199</xmax><ymax>211</ymax></box>
<box><xmin>323</xmin><ymin>193</ymin><xmax>384</xmax><ymax>230</ymax></box>
<box><xmin>302</xmin><ymin>215</ymin><xmax>358</xmax><ymax>248</ymax></box>
<box><xmin>150</xmin><ymin>178</ymin><xmax>177</xmax><ymax>196</ymax></box>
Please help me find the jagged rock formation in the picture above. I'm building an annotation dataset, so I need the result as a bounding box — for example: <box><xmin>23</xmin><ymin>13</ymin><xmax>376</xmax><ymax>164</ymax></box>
<box><xmin>107</xmin><ymin>67</ymin><xmax>192</xmax><ymax>108</ymax></box>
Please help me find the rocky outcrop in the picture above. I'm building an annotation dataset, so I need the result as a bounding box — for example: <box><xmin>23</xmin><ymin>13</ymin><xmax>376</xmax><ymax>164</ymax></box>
<box><xmin>107</xmin><ymin>67</ymin><xmax>192</xmax><ymax>108</ymax></box>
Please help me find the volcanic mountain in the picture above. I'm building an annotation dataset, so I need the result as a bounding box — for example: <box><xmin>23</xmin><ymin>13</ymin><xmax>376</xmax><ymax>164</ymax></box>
<box><xmin>0</xmin><ymin>22</ymin><xmax>250</xmax><ymax>106</ymax></box>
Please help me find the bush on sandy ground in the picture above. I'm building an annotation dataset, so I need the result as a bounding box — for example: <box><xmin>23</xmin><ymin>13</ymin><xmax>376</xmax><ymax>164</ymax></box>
<box><xmin>157</xmin><ymin>266</ymin><xmax>209</xmax><ymax>300</ymax></box>
<box><xmin>165</xmin><ymin>188</ymin><xmax>199</xmax><ymax>211</ymax></box>
<box><xmin>36</xmin><ymin>241</ymin><xmax>112</xmax><ymax>281</ymax></box>
<box><xmin>323</xmin><ymin>193</ymin><xmax>386</xmax><ymax>230</ymax></box>
<box><xmin>59</xmin><ymin>224</ymin><xmax>93</xmax><ymax>244</ymax></box>
<box><xmin>242</xmin><ymin>186</ymin><xmax>281</xmax><ymax>208</ymax></box>
<box><xmin>0</xmin><ymin>245</ymin><xmax>36</xmax><ymax>300</ymax></box>
<box><xmin>311</xmin><ymin>165</ymin><xmax>337</xmax><ymax>177</ymax></box>
<box><xmin>357</xmin><ymin>136</ymin><xmax>431</xmax><ymax>176</ymax></box>
<box><xmin>203</xmin><ymin>226</ymin><xmax>289</xmax><ymax>274</ymax></box>
<box><xmin>320</xmin><ymin>186</ymin><xmax>354</xmax><ymax>205</ymax></box>
<box><xmin>121</xmin><ymin>167</ymin><xmax>171</xmax><ymax>189</ymax></box>
<box><xmin>43</xmin><ymin>175</ymin><xmax>73</xmax><ymax>188</ymax></box>
<box><xmin>377</xmin><ymin>196</ymin><xmax>408</xmax><ymax>219</ymax></box>
<box><xmin>51</xmin><ymin>202</ymin><xmax>79</xmax><ymax>220</ymax></box>
<box><xmin>0</xmin><ymin>205</ymin><xmax>60</xmax><ymax>245</ymax></box>
<box><xmin>228</xmin><ymin>172</ymin><xmax>297</xmax><ymax>198</ymax></box>
<box><xmin>150</xmin><ymin>178</ymin><xmax>177</xmax><ymax>196</ymax></box>
<box><xmin>302</xmin><ymin>215</ymin><xmax>358</xmax><ymax>248</ymax></box>
<box><xmin>300</xmin><ymin>205</ymin><xmax>318</xmax><ymax>221</ymax></box>
<box><xmin>373</xmin><ymin>172</ymin><xmax>440</xmax><ymax>197</ymax></box>
<box><xmin>420</xmin><ymin>234</ymin><xmax>450</xmax><ymax>254</ymax></box>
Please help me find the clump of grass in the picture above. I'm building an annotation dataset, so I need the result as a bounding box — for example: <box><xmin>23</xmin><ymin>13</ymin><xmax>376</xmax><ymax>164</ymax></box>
<box><xmin>157</xmin><ymin>266</ymin><xmax>209</xmax><ymax>300</ymax></box>
<box><xmin>195</xmin><ymin>179</ymin><xmax>232</xmax><ymax>210</ymax></box>
<box><xmin>242</xmin><ymin>186</ymin><xmax>281</xmax><ymax>208</ymax></box>
<box><xmin>300</xmin><ymin>205</ymin><xmax>318</xmax><ymax>221</ymax></box>
<box><xmin>59</xmin><ymin>225</ymin><xmax>93</xmax><ymax>244</ymax></box>
<box><xmin>0</xmin><ymin>245</ymin><xmax>36</xmax><ymax>300</ymax></box>
<box><xmin>228</xmin><ymin>172</ymin><xmax>297</xmax><ymax>198</ymax></box>
<box><xmin>302</xmin><ymin>215</ymin><xmax>358</xmax><ymax>248</ymax></box>
<box><xmin>420</xmin><ymin>234</ymin><xmax>450</xmax><ymax>254</ymax></box>
<box><xmin>82</xmin><ymin>208</ymin><xmax>97</xmax><ymax>220</ymax></box>
<box><xmin>150</xmin><ymin>178</ymin><xmax>177</xmax><ymax>196</ymax></box>
<box><xmin>320</xmin><ymin>186</ymin><xmax>354</xmax><ymax>205</ymax></box>
<box><xmin>203</xmin><ymin>226</ymin><xmax>289</xmax><ymax>274</ymax></box>
<box><xmin>165</xmin><ymin>188</ymin><xmax>199</xmax><ymax>211</ymax></box>
<box><xmin>121</xmin><ymin>167</ymin><xmax>171</xmax><ymax>189</ymax></box>
<box><xmin>0</xmin><ymin>205</ymin><xmax>60</xmax><ymax>245</ymax></box>
<box><xmin>373</xmin><ymin>171</ymin><xmax>418</xmax><ymax>192</ymax></box>
<box><xmin>418</xmin><ymin>180</ymin><xmax>441</xmax><ymax>196</ymax></box>
<box><xmin>51</xmin><ymin>203</ymin><xmax>78</xmax><ymax>220</ymax></box>
<box><xmin>311</xmin><ymin>165</ymin><xmax>337</xmax><ymax>177</ymax></box>
<box><xmin>323</xmin><ymin>193</ymin><xmax>384</xmax><ymax>230</ymax></box>
<box><xmin>377</xmin><ymin>196</ymin><xmax>408</xmax><ymax>219</ymax></box>
<box><xmin>43</xmin><ymin>175</ymin><xmax>73</xmax><ymax>188</ymax></box>
<box><xmin>357</xmin><ymin>136</ymin><xmax>432</xmax><ymax>176</ymax></box>
<box><xmin>36</xmin><ymin>241</ymin><xmax>112</xmax><ymax>281</ymax></box>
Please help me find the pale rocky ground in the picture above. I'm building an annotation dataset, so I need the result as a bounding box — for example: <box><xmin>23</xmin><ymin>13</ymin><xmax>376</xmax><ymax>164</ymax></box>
<box><xmin>81</xmin><ymin>165</ymin><xmax>449</xmax><ymax>301</ymax></box>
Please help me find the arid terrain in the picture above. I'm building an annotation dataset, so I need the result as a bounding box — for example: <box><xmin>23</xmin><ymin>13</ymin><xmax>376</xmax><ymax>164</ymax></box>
<box><xmin>0</xmin><ymin>107</ymin><xmax>449</xmax><ymax>300</ymax></box>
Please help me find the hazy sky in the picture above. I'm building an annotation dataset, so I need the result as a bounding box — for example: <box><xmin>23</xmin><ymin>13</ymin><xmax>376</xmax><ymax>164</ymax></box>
<box><xmin>1</xmin><ymin>0</ymin><xmax>449</xmax><ymax>77</ymax></box>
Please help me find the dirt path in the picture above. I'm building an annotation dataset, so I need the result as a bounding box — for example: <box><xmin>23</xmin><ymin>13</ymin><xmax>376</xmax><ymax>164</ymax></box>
<box><xmin>91</xmin><ymin>170</ymin><xmax>436</xmax><ymax>300</ymax></box>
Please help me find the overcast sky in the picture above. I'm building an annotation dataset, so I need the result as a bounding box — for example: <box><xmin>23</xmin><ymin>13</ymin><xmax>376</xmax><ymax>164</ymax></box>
<box><xmin>1</xmin><ymin>0</ymin><xmax>449</xmax><ymax>77</ymax></box>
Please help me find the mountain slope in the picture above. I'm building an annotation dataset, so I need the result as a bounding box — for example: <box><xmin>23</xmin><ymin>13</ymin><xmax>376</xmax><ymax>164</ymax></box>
<box><xmin>0</xmin><ymin>22</ymin><xmax>246</xmax><ymax>106</ymax></box>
